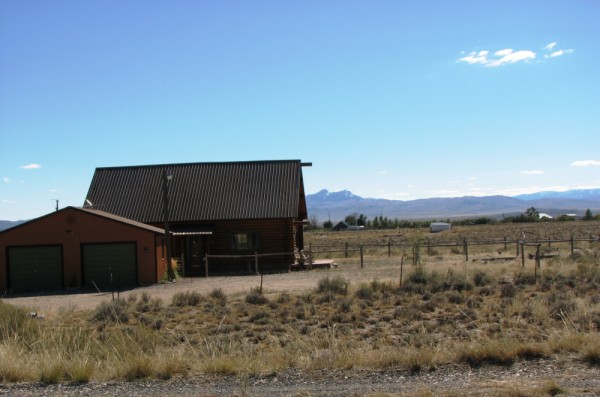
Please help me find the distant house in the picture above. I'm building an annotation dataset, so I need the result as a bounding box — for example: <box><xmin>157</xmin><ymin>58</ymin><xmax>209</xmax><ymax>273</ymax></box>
<box><xmin>333</xmin><ymin>221</ymin><xmax>349</xmax><ymax>231</ymax></box>
<box><xmin>0</xmin><ymin>207</ymin><xmax>166</xmax><ymax>292</ymax></box>
<box><xmin>84</xmin><ymin>160</ymin><xmax>310</xmax><ymax>275</ymax></box>
<box><xmin>430</xmin><ymin>222</ymin><xmax>451</xmax><ymax>233</ymax></box>
<box><xmin>538</xmin><ymin>213</ymin><xmax>554</xmax><ymax>220</ymax></box>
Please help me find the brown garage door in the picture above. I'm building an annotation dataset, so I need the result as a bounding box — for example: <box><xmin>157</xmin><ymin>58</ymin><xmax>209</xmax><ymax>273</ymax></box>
<box><xmin>82</xmin><ymin>243</ymin><xmax>137</xmax><ymax>289</ymax></box>
<box><xmin>8</xmin><ymin>245</ymin><xmax>63</xmax><ymax>292</ymax></box>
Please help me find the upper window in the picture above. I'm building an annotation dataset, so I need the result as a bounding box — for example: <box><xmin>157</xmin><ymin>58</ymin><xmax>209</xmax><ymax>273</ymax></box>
<box><xmin>232</xmin><ymin>232</ymin><xmax>259</xmax><ymax>251</ymax></box>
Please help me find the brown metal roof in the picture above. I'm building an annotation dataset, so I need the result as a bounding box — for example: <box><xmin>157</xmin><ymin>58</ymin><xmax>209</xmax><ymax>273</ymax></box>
<box><xmin>84</xmin><ymin>160</ymin><xmax>309</xmax><ymax>224</ymax></box>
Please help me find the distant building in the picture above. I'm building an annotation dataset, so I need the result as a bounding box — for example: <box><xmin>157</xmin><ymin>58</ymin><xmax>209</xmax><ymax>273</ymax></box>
<box><xmin>430</xmin><ymin>222</ymin><xmax>451</xmax><ymax>233</ymax></box>
<box><xmin>333</xmin><ymin>221</ymin><xmax>349</xmax><ymax>231</ymax></box>
<box><xmin>538</xmin><ymin>213</ymin><xmax>554</xmax><ymax>220</ymax></box>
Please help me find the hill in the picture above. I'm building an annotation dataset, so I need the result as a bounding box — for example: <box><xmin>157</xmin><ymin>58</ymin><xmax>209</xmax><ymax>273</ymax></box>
<box><xmin>307</xmin><ymin>189</ymin><xmax>600</xmax><ymax>221</ymax></box>
<box><xmin>0</xmin><ymin>220</ymin><xmax>26</xmax><ymax>232</ymax></box>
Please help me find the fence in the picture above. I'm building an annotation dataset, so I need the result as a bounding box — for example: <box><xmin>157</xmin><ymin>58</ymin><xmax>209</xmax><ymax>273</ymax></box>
<box><xmin>193</xmin><ymin>235</ymin><xmax>599</xmax><ymax>277</ymax></box>
<box><xmin>203</xmin><ymin>252</ymin><xmax>295</xmax><ymax>277</ymax></box>
<box><xmin>306</xmin><ymin>235</ymin><xmax>600</xmax><ymax>267</ymax></box>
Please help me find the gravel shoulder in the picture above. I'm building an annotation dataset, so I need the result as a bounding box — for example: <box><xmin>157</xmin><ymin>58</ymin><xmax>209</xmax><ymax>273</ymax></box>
<box><xmin>1</xmin><ymin>359</ymin><xmax>599</xmax><ymax>396</ymax></box>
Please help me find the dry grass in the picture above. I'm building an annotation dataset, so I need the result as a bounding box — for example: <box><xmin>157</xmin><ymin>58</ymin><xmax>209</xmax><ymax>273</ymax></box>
<box><xmin>1</xmin><ymin>222</ymin><xmax>599</xmax><ymax>384</ymax></box>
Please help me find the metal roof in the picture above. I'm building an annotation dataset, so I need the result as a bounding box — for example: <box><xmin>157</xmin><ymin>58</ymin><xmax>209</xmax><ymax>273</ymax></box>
<box><xmin>84</xmin><ymin>160</ymin><xmax>309</xmax><ymax>224</ymax></box>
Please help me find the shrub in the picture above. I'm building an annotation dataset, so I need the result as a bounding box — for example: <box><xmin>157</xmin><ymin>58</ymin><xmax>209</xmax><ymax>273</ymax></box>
<box><xmin>0</xmin><ymin>301</ymin><xmax>39</xmax><ymax>340</ymax></box>
<box><xmin>459</xmin><ymin>340</ymin><xmax>516</xmax><ymax>367</ymax></box>
<box><xmin>500</xmin><ymin>283</ymin><xmax>517</xmax><ymax>299</ymax></box>
<box><xmin>93</xmin><ymin>299</ymin><xmax>130</xmax><ymax>323</ymax></box>
<box><xmin>582</xmin><ymin>344</ymin><xmax>600</xmax><ymax>365</ymax></box>
<box><xmin>245</xmin><ymin>288</ymin><xmax>269</xmax><ymax>305</ymax></box>
<box><xmin>249</xmin><ymin>310</ymin><xmax>270</xmax><ymax>324</ymax></box>
<box><xmin>316</xmin><ymin>276</ymin><xmax>349</xmax><ymax>295</ymax></box>
<box><xmin>171</xmin><ymin>291</ymin><xmax>202</xmax><ymax>307</ymax></box>
<box><xmin>210</xmin><ymin>288</ymin><xmax>227</xmax><ymax>304</ymax></box>
<box><xmin>546</xmin><ymin>292</ymin><xmax>577</xmax><ymax>320</ymax></box>
<box><xmin>472</xmin><ymin>270</ymin><xmax>492</xmax><ymax>287</ymax></box>
<box><xmin>354</xmin><ymin>283</ymin><xmax>375</xmax><ymax>301</ymax></box>
<box><xmin>514</xmin><ymin>271</ymin><xmax>536</xmax><ymax>286</ymax></box>
<box><xmin>446</xmin><ymin>290</ymin><xmax>465</xmax><ymax>304</ymax></box>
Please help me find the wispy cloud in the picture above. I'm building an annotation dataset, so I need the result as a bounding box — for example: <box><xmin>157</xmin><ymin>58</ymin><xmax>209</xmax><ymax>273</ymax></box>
<box><xmin>543</xmin><ymin>42</ymin><xmax>574</xmax><ymax>59</ymax></box>
<box><xmin>571</xmin><ymin>160</ymin><xmax>600</xmax><ymax>167</ymax></box>
<box><xmin>379</xmin><ymin>171</ymin><xmax>387</xmax><ymax>175</ymax></box>
<box><xmin>20</xmin><ymin>163</ymin><xmax>42</xmax><ymax>170</ymax></box>
<box><xmin>459</xmin><ymin>42</ymin><xmax>573</xmax><ymax>67</ymax></box>
<box><xmin>522</xmin><ymin>170</ymin><xmax>544</xmax><ymax>175</ymax></box>
<box><xmin>459</xmin><ymin>48</ymin><xmax>535</xmax><ymax>67</ymax></box>
<box><xmin>2</xmin><ymin>177</ymin><xmax>9</xmax><ymax>183</ymax></box>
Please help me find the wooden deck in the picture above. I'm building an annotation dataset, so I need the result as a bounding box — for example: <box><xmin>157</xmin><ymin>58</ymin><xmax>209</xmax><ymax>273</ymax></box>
<box><xmin>291</xmin><ymin>259</ymin><xmax>337</xmax><ymax>271</ymax></box>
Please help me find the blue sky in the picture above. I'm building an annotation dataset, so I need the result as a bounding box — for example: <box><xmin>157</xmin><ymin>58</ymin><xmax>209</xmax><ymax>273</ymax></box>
<box><xmin>1</xmin><ymin>1</ymin><xmax>599</xmax><ymax>221</ymax></box>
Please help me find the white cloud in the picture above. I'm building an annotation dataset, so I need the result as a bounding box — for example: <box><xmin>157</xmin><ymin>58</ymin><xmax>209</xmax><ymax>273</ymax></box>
<box><xmin>487</xmin><ymin>50</ymin><xmax>536</xmax><ymax>67</ymax></box>
<box><xmin>20</xmin><ymin>163</ymin><xmax>42</xmax><ymax>170</ymax></box>
<box><xmin>543</xmin><ymin>42</ymin><xmax>574</xmax><ymax>59</ymax></box>
<box><xmin>49</xmin><ymin>188</ymin><xmax>58</xmax><ymax>193</ymax></box>
<box><xmin>495</xmin><ymin>48</ymin><xmax>513</xmax><ymax>56</ymax></box>
<box><xmin>522</xmin><ymin>170</ymin><xmax>544</xmax><ymax>175</ymax></box>
<box><xmin>458</xmin><ymin>52</ymin><xmax>488</xmax><ymax>65</ymax></box>
<box><xmin>2</xmin><ymin>177</ymin><xmax>9</xmax><ymax>183</ymax></box>
<box><xmin>379</xmin><ymin>171</ymin><xmax>387</xmax><ymax>175</ymax></box>
<box><xmin>2</xmin><ymin>199</ymin><xmax>17</xmax><ymax>204</ymax></box>
<box><xmin>468</xmin><ymin>177</ymin><xmax>477</xmax><ymax>181</ymax></box>
<box><xmin>571</xmin><ymin>160</ymin><xmax>600</xmax><ymax>167</ymax></box>
<box><xmin>459</xmin><ymin>42</ymin><xmax>573</xmax><ymax>67</ymax></box>
<box><xmin>458</xmin><ymin>48</ymin><xmax>535</xmax><ymax>67</ymax></box>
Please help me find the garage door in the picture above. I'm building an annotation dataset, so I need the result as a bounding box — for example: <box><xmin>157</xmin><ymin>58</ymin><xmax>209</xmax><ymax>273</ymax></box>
<box><xmin>8</xmin><ymin>245</ymin><xmax>63</xmax><ymax>292</ymax></box>
<box><xmin>82</xmin><ymin>243</ymin><xmax>137</xmax><ymax>289</ymax></box>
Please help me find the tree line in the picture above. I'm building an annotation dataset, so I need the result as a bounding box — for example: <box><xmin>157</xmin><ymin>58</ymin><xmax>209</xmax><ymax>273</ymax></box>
<box><xmin>311</xmin><ymin>208</ymin><xmax>598</xmax><ymax>230</ymax></box>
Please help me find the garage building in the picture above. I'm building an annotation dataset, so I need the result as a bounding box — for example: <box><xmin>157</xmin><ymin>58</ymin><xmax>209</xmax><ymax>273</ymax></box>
<box><xmin>0</xmin><ymin>207</ymin><xmax>166</xmax><ymax>292</ymax></box>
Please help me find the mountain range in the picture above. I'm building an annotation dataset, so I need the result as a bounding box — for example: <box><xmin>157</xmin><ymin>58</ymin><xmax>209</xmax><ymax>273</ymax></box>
<box><xmin>307</xmin><ymin>188</ymin><xmax>600</xmax><ymax>222</ymax></box>
<box><xmin>2</xmin><ymin>189</ymin><xmax>599</xmax><ymax>231</ymax></box>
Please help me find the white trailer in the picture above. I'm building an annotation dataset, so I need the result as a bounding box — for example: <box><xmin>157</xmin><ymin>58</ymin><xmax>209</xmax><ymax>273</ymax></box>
<box><xmin>430</xmin><ymin>222</ymin><xmax>451</xmax><ymax>233</ymax></box>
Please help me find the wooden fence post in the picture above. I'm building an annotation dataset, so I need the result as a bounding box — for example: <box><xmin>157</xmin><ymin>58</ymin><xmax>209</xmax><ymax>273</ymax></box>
<box><xmin>504</xmin><ymin>237</ymin><xmax>507</xmax><ymax>250</ymax></box>
<box><xmin>204</xmin><ymin>253</ymin><xmax>209</xmax><ymax>278</ymax></box>
<box><xmin>399</xmin><ymin>254</ymin><xmax>404</xmax><ymax>288</ymax></box>
<box><xmin>521</xmin><ymin>243</ymin><xmax>525</xmax><ymax>268</ymax></box>
<box><xmin>464</xmin><ymin>239</ymin><xmax>468</xmax><ymax>262</ymax></box>
<box><xmin>570</xmin><ymin>235</ymin><xmax>574</xmax><ymax>254</ymax></box>
<box><xmin>254</xmin><ymin>252</ymin><xmax>259</xmax><ymax>274</ymax></box>
<box><xmin>516</xmin><ymin>239</ymin><xmax>520</xmax><ymax>256</ymax></box>
<box><xmin>534</xmin><ymin>244</ymin><xmax>540</xmax><ymax>283</ymax></box>
<box><xmin>345</xmin><ymin>242</ymin><xmax>349</xmax><ymax>258</ymax></box>
<box><xmin>360</xmin><ymin>246</ymin><xmax>364</xmax><ymax>268</ymax></box>
<box><xmin>388</xmin><ymin>240</ymin><xmax>391</xmax><ymax>258</ymax></box>
<box><xmin>260</xmin><ymin>273</ymin><xmax>263</xmax><ymax>294</ymax></box>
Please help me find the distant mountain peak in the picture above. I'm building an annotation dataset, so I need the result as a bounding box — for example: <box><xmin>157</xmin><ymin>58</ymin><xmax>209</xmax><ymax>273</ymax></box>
<box><xmin>310</xmin><ymin>189</ymin><xmax>362</xmax><ymax>202</ymax></box>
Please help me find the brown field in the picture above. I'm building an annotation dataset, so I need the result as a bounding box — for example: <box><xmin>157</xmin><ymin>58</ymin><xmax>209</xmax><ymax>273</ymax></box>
<box><xmin>1</xmin><ymin>221</ymin><xmax>599</xmax><ymax>395</ymax></box>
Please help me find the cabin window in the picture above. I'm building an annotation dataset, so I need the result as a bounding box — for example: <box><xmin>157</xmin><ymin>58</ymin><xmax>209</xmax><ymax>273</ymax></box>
<box><xmin>232</xmin><ymin>232</ymin><xmax>259</xmax><ymax>251</ymax></box>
